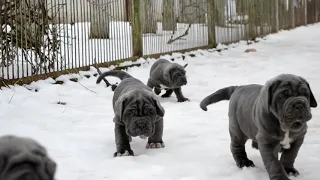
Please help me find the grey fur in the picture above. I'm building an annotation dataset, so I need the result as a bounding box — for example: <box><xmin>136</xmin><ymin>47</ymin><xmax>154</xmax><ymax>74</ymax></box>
<box><xmin>147</xmin><ymin>59</ymin><xmax>189</xmax><ymax>102</ymax></box>
<box><xmin>96</xmin><ymin>70</ymin><xmax>166</xmax><ymax>157</ymax></box>
<box><xmin>0</xmin><ymin>135</ymin><xmax>57</xmax><ymax>180</ymax></box>
<box><xmin>200</xmin><ymin>74</ymin><xmax>317</xmax><ymax>180</ymax></box>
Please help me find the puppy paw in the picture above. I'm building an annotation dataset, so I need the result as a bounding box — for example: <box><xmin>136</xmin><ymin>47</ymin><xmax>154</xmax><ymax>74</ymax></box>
<box><xmin>113</xmin><ymin>149</ymin><xmax>134</xmax><ymax>157</ymax></box>
<box><xmin>177</xmin><ymin>97</ymin><xmax>189</xmax><ymax>102</ymax></box>
<box><xmin>146</xmin><ymin>142</ymin><xmax>165</xmax><ymax>149</ymax></box>
<box><xmin>251</xmin><ymin>141</ymin><xmax>259</xmax><ymax>150</ymax></box>
<box><xmin>154</xmin><ymin>88</ymin><xmax>161</xmax><ymax>95</ymax></box>
<box><xmin>284</xmin><ymin>167</ymin><xmax>299</xmax><ymax>177</ymax></box>
<box><xmin>237</xmin><ymin>159</ymin><xmax>255</xmax><ymax>168</ymax></box>
<box><xmin>161</xmin><ymin>94</ymin><xmax>171</xmax><ymax>98</ymax></box>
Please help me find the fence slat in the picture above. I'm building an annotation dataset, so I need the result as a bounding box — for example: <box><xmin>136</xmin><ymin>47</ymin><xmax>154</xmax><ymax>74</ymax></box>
<box><xmin>0</xmin><ymin>0</ymin><xmax>319</xmax><ymax>86</ymax></box>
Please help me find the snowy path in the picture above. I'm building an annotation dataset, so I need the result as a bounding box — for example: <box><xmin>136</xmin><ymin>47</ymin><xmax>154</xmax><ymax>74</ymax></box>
<box><xmin>1</xmin><ymin>23</ymin><xmax>320</xmax><ymax>180</ymax></box>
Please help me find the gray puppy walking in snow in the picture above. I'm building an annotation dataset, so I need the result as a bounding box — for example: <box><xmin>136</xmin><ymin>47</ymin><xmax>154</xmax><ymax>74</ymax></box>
<box><xmin>96</xmin><ymin>70</ymin><xmax>166</xmax><ymax>157</ymax></box>
<box><xmin>0</xmin><ymin>135</ymin><xmax>57</xmax><ymax>180</ymax></box>
<box><xmin>200</xmin><ymin>74</ymin><xmax>317</xmax><ymax>180</ymax></box>
<box><xmin>147</xmin><ymin>59</ymin><xmax>189</xmax><ymax>102</ymax></box>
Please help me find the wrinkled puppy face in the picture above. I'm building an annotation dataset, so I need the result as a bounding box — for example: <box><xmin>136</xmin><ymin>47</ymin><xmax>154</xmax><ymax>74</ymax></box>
<box><xmin>0</xmin><ymin>136</ymin><xmax>57</xmax><ymax>180</ymax></box>
<box><xmin>265</xmin><ymin>74</ymin><xmax>317</xmax><ymax>132</ymax></box>
<box><xmin>165</xmin><ymin>63</ymin><xmax>188</xmax><ymax>87</ymax></box>
<box><xmin>117</xmin><ymin>91</ymin><xmax>165</xmax><ymax>137</ymax></box>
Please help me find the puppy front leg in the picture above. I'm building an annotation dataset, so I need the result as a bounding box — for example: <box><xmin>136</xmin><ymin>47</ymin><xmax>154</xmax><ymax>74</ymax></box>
<box><xmin>114</xmin><ymin>123</ymin><xmax>134</xmax><ymax>157</ymax></box>
<box><xmin>173</xmin><ymin>87</ymin><xmax>189</xmax><ymax>102</ymax></box>
<box><xmin>259</xmin><ymin>143</ymin><xmax>290</xmax><ymax>180</ymax></box>
<box><xmin>146</xmin><ymin>118</ymin><xmax>165</xmax><ymax>149</ymax></box>
<box><xmin>280</xmin><ymin>136</ymin><xmax>305</xmax><ymax>177</ymax></box>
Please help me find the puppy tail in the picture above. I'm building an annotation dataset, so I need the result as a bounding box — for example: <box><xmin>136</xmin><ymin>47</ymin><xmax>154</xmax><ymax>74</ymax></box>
<box><xmin>200</xmin><ymin>86</ymin><xmax>239</xmax><ymax>111</ymax></box>
<box><xmin>96</xmin><ymin>70</ymin><xmax>132</xmax><ymax>86</ymax></box>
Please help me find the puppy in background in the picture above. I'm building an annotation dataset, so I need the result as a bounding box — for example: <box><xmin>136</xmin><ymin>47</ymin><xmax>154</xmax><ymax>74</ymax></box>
<box><xmin>147</xmin><ymin>59</ymin><xmax>189</xmax><ymax>102</ymax></box>
<box><xmin>0</xmin><ymin>135</ymin><xmax>57</xmax><ymax>180</ymax></box>
<box><xmin>96</xmin><ymin>70</ymin><xmax>166</xmax><ymax>157</ymax></box>
<box><xmin>200</xmin><ymin>74</ymin><xmax>317</xmax><ymax>180</ymax></box>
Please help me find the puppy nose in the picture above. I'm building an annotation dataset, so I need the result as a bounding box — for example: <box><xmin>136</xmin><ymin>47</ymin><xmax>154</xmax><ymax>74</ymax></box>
<box><xmin>138</xmin><ymin>123</ymin><xmax>146</xmax><ymax>129</ymax></box>
<box><xmin>294</xmin><ymin>104</ymin><xmax>303</xmax><ymax>111</ymax></box>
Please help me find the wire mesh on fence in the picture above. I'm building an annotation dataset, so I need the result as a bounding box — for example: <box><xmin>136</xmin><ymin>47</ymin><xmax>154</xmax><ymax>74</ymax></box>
<box><xmin>0</xmin><ymin>0</ymin><xmax>319</xmax><ymax>82</ymax></box>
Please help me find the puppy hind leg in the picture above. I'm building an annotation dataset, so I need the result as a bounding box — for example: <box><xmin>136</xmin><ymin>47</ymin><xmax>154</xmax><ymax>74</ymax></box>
<box><xmin>147</xmin><ymin>79</ymin><xmax>161</xmax><ymax>95</ymax></box>
<box><xmin>146</xmin><ymin>119</ymin><xmax>165</xmax><ymax>149</ymax></box>
<box><xmin>147</xmin><ymin>78</ymin><xmax>155</xmax><ymax>88</ymax></box>
<box><xmin>161</xmin><ymin>89</ymin><xmax>173</xmax><ymax>98</ymax></box>
<box><xmin>229</xmin><ymin>125</ymin><xmax>255</xmax><ymax>168</ymax></box>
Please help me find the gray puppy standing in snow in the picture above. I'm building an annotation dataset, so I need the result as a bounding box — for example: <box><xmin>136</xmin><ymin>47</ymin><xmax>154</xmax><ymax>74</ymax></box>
<box><xmin>0</xmin><ymin>135</ymin><xmax>57</xmax><ymax>180</ymax></box>
<box><xmin>147</xmin><ymin>59</ymin><xmax>189</xmax><ymax>102</ymax></box>
<box><xmin>96</xmin><ymin>70</ymin><xmax>166</xmax><ymax>157</ymax></box>
<box><xmin>200</xmin><ymin>74</ymin><xmax>317</xmax><ymax>180</ymax></box>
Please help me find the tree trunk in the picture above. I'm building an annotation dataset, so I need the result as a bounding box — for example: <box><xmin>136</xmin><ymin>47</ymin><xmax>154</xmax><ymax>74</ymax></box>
<box><xmin>207</xmin><ymin>0</ymin><xmax>217</xmax><ymax>47</ymax></box>
<box><xmin>140</xmin><ymin>0</ymin><xmax>157</xmax><ymax>33</ymax></box>
<box><xmin>125</xmin><ymin>0</ymin><xmax>132</xmax><ymax>22</ymax></box>
<box><xmin>236</xmin><ymin>0</ymin><xmax>245</xmax><ymax>16</ymax></box>
<box><xmin>215</xmin><ymin>0</ymin><xmax>225</xmax><ymax>26</ymax></box>
<box><xmin>89</xmin><ymin>0</ymin><xmax>110</xmax><ymax>39</ymax></box>
<box><xmin>162</xmin><ymin>0</ymin><xmax>177</xmax><ymax>31</ymax></box>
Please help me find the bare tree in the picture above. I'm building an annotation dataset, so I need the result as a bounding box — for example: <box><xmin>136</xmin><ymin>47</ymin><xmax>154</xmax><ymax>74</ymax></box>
<box><xmin>178</xmin><ymin>0</ymin><xmax>206</xmax><ymax>24</ymax></box>
<box><xmin>0</xmin><ymin>0</ymin><xmax>63</xmax><ymax>75</ymax></box>
<box><xmin>162</xmin><ymin>0</ymin><xmax>177</xmax><ymax>31</ymax></box>
<box><xmin>167</xmin><ymin>0</ymin><xmax>207</xmax><ymax>44</ymax></box>
<box><xmin>88</xmin><ymin>0</ymin><xmax>114</xmax><ymax>39</ymax></box>
<box><xmin>140</xmin><ymin>0</ymin><xmax>157</xmax><ymax>33</ymax></box>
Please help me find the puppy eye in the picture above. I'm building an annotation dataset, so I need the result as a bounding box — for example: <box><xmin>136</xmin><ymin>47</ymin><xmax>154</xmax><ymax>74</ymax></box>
<box><xmin>283</xmin><ymin>90</ymin><xmax>290</xmax><ymax>97</ymax></box>
<box><xmin>144</xmin><ymin>109</ymin><xmax>154</xmax><ymax>115</ymax></box>
<box><xmin>128</xmin><ymin>110</ymin><xmax>136</xmax><ymax>117</ymax></box>
<box><xmin>300</xmin><ymin>88</ymin><xmax>309</xmax><ymax>96</ymax></box>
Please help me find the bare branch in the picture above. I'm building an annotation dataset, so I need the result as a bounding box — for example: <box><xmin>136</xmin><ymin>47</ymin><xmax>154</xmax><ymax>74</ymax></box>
<box><xmin>93</xmin><ymin>58</ymin><xmax>111</xmax><ymax>87</ymax></box>
<box><xmin>167</xmin><ymin>24</ymin><xmax>192</xmax><ymax>44</ymax></box>
<box><xmin>86</xmin><ymin>0</ymin><xmax>118</xmax><ymax>20</ymax></box>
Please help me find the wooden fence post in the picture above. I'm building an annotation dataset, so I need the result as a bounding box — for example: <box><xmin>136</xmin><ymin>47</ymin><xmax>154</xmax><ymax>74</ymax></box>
<box><xmin>207</xmin><ymin>0</ymin><xmax>217</xmax><ymax>47</ymax></box>
<box><xmin>289</xmin><ymin>0</ymin><xmax>295</xmax><ymax>28</ymax></box>
<box><xmin>304</xmin><ymin>0</ymin><xmax>307</xmax><ymax>25</ymax></box>
<box><xmin>132</xmin><ymin>0</ymin><xmax>143</xmax><ymax>57</ymax></box>
<box><xmin>273</xmin><ymin>0</ymin><xmax>279</xmax><ymax>32</ymax></box>
<box><xmin>316</xmin><ymin>0</ymin><xmax>319</xmax><ymax>22</ymax></box>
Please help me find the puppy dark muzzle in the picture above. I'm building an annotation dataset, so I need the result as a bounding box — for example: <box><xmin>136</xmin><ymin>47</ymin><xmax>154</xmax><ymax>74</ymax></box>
<box><xmin>284</xmin><ymin>97</ymin><xmax>311</xmax><ymax>117</ymax></box>
<box><xmin>176</xmin><ymin>77</ymin><xmax>187</xmax><ymax>86</ymax></box>
<box><xmin>282</xmin><ymin>97</ymin><xmax>312</xmax><ymax>131</ymax></box>
<box><xmin>4</xmin><ymin>163</ymin><xmax>41</xmax><ymax>180</ymax></box>
<box><xmin>127</xmin><ymin>119</ymin><xmax>153</xmax><ymax>137</ymax></box>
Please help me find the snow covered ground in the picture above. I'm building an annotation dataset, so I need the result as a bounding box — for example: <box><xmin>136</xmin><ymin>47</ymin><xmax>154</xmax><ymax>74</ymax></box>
<box><xmin>1</xmin><ymin>23</ymin><xmax>320</xmax><ymax>180</ymax></box>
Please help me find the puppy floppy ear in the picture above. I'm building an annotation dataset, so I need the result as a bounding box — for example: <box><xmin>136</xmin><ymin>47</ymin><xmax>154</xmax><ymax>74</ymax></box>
<box><xmin>115</xmin><ymin>94</ymin><xmax>129</xmax><ymax>120</ymax></box>
<box><xmin>307</xmin><ymin>84</ymin><xmax>317</xmax><ymax>108</ymax></box>
<box><xmin>260</xmin><ymin>79</ymin><xmax>280</xmax><ymax>112</ymax></box>
<box><xmin>151</xmin><ymin>96</ymin><xmax>165</xmax><ymax>117</ymax></box>
<box><xmin>183</xmin><ymin>63</ymin><xmax>188</xmax><ymax>69</ymax></box>
<box><xmin>163</xmin><ymin>67</ymin><xmax>172</xmax><ymax>81</ymax></box>
<box><xmin>44</xmin><ymin>155</ymin><xmax>57</xmax><ymax>179</ymax></box>
<box><xmin>299</xmin><ymin>77</ymin><xmax>318</xmax><ymax>108</ymax></box>
<box><xmin>300</xmin><ymin>77</ymin><xmax>318</xmax><ymax>108</ymax></box>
